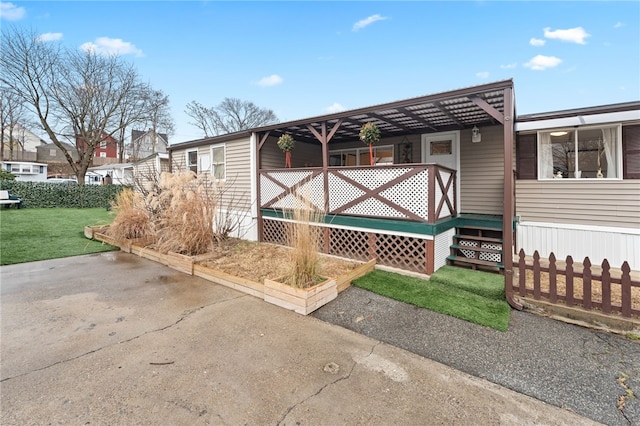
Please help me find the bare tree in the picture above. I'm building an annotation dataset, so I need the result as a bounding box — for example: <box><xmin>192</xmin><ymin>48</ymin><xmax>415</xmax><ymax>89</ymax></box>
<box><xmin>0</xmin><ymin>27</ymin><xmax>164</xmax><ymax>184</ymax></box>
<box><xmin>0</xmin><ymin>85</ymin><xmax>27</xmax><ymax>160</ymax></box>
<box><xmin>129</xmin><ymin>89</ymin><xmax>175</xmax><ymax>160</ymax></box>
<box><xmin>185</xmin><ymin>97</ymin><xmax>278</xmax><ymax>138</ymax></box>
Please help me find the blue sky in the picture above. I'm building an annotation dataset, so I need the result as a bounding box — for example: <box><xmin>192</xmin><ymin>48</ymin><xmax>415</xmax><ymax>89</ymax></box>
<box><xmin>1</xmin><ymin>1</ymin><xmax>638</xmax><ymax>144</ymax></box>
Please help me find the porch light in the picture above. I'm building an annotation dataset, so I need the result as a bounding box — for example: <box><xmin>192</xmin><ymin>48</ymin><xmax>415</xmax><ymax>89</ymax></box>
<box><xmin>471</xmin><ymin>125</ymin><xmax>481</xmax><ymax>143</ymax></box>
<box><xmin>550</xmin><ymin>131</ymin><xmax>568</xmax><ymax>137</ymax></box>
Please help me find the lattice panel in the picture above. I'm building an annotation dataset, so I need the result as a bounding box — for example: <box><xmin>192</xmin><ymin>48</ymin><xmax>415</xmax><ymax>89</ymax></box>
<box><xmin>296</xmin><ymin>174</ymin><xmax>326</xmax><ymax>210</ymax></box>
<box><xmin>379</xmin><ymin>170</ymin><xmax>429</xmax><ymax>219</ymax></box>
<box><xmin>481</xmin><ymin>243</ymin><xmax>502</xmax><ymax>263</ymax></box>
<box><xmin>329</xmin><ymin>228</ymin><xmax>371</xmax><ymax>261</ymax></box>
<box><xmin>327</xmin><ymin>173</ymin><xmax>365</xmax><ymax>211</ymax></box>
<box><xmin>336</xmin><ymin>168</ymin><xmax>411</xmax><ymax>190</ymax></box>
<box><xmin>262</xmin><ymin>219</ymin><xmax>288</xmax><ymax>246</ymax></box>
<box><xmin>260</xmin><ymin>175</ymin><xmax>286</xmax><ymax>207</ymax></box>
<box><xmin>375</xmin><ymin>234</ymin><xmax>427</xmax><ymax>273</ymax></box>
<box><xmin>267</xmin><ymin>170</ymin><xmax>314</xmax><ymax>188</ymax></box>
<box><xmin>459</xmin><ymin>240</ymin><xmax>478</xmax><ymax>258</ymax></box>
<box><xmin>343</xmin><ymin>198</ymin><xmax>405</xmax><ymax>218</ymax></box>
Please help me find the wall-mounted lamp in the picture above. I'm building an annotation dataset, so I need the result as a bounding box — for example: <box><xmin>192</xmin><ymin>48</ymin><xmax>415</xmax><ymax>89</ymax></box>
<box><xmin>471</xmin><ymin>125</ymin><xmax>481</xmax><ymax>143</ymax></box>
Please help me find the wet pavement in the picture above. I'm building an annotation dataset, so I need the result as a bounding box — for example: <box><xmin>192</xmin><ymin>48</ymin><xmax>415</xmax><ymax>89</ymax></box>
<box><xmin>312</xmin><ymin>286</ymin><xmax>640</xmax><ymax>425</ymax></box>
<box><xmin>0</xmin><ymin>252</ymin><xmax>605</xmax><ymax>425</ymax></box>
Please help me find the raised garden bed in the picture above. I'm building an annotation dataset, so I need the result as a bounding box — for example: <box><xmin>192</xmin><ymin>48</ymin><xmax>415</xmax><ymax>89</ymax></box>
<box><xmin>88</xmin><ymin>229</ymin><xmax>375</xmax><ymax>314</ymax></box>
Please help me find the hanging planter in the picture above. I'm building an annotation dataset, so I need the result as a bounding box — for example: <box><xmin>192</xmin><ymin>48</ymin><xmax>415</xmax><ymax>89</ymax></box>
<box><xmin>277</xmin><ymin>134</ymin><xmax>295</xmax><ymax>168</ymax></box>
<box><xmin>359</xmin><ymin>122</ymin><xmax>381</xmax><ymax>165</ymax></box>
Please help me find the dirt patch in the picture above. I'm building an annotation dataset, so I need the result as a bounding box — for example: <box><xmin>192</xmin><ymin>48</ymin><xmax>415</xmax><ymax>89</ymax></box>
<box><xmin>521</xmin><ymin>270</ymin><xmax>640</xmax><ymax>310</ymax></box>
<box><xmin>199</xmin><ymin>239</ymin><xmax>361</xmax><ymax>283</ymax></box>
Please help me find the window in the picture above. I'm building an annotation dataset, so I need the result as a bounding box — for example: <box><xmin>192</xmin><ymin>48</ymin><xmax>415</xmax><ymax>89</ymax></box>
<box><xmin>187</xmin><ymin>150</ymin><xmax>198</xmax><ymax>173</ymax></box>
<box><xmin>538</xmin><ymin>125</ymin><xmax>620</xmax><ymax>179</ymax></box>
<box><xmin>99</xmin><ymin>152</ymin><xmax>107</xmax><ymax>158</ymax></box>
<box><xmin>211</xmin><ymin>145</ymin><xmax>225</xmax><ymax>180</ymax></box>
<box><xmin>100</xmin><ymin>140</ymin><xmax>107</xmax><ymax>148</ymax></box>
<box><xmin>329</xmin><ymin>145</ymin><xmax>394</xmax><ymax>166</ymax></box>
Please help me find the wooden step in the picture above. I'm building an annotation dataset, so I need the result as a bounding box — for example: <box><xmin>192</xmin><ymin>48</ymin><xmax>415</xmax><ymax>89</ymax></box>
<box><xmin>459</xmin><ymin>225</ymin><xmax>502</xmax><ymax>232</ymax></box>
<box><xmin>450</xmin><ymin>244</ymin><xmax>502</xmax><ymax>255</ymax></box>
<box><xmin>453</xmin><ymin>234</ymin><xmax>503</xmax><ymax>244</ymax></box>
<box><xmin>447</xmin><ymin>255</ymin><xmax>504</xmax><ymax>269</ymax></box>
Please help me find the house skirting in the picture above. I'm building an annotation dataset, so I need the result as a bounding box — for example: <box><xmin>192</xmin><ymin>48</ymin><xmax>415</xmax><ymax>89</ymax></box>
<box><xmin>517</xmin><ymin>221</ymin><xmax>640</xmax><ymax>271</ymax></box>
<box><xmin>260</xmin><ymin>210</ymin><xmax>463</xmax><ymax>275</ymax></box>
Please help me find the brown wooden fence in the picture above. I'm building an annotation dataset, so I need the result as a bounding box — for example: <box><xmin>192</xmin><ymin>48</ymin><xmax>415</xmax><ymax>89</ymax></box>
<box><xmin>515</xmin><ymin>249</ymin><xmax>639</xmax><ymax>318</ymax></box>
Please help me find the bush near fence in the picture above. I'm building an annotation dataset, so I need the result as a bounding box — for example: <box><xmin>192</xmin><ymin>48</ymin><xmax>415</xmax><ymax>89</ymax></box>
<box><xmin>0</xmin><ymin>181</ymin><xmax>125</xmax><ymax>209</ymax></box>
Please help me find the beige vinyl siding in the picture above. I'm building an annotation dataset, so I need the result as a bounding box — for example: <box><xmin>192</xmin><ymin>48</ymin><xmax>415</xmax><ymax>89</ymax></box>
<box><xmin>516</xmin><ymin>180</ymin><xmax>640</xmax><ymax>228</ymax></box>
<box><xmin>170</xmin><ymin>136</ymin><xmax>253</xmax><ymax>213</ymax></box>
<box><xmin>459</xmin><ymin>125</ymin><xmax>505</xmax><ymax>215</ymax></box>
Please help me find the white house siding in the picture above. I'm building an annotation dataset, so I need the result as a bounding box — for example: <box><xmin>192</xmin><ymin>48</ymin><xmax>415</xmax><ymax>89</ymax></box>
<box><xmin>459</xmin><ymin>125</ymin><xmax>505</xmax><ymax>215</ymax></box>
<box><xmin>516</xmin><ymin>180</ymin><xmax>640</xmax><ymax>270</ymax></box>
<box><xmin>434</xmin><ymin>227</ymin><xmax>456</xmax><ymax>271</ymax></box>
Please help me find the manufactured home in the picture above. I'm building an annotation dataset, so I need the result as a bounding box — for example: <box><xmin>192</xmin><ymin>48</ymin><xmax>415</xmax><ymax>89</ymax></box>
<box><xmin>168</xmin><ymin>80</ymin><xmax>640</xmax><ymax>309</ymax></box>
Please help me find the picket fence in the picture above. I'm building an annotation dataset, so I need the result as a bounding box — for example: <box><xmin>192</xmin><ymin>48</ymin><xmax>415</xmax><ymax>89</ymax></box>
<box><xmin>515</xmin><ymin>249</ymin><xmax>639</xmax><ymax>318</ymax></box>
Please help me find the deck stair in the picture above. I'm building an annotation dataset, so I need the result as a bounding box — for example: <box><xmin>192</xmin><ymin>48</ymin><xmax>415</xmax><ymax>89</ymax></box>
<box><xmin>447</xmin><ymin>224</ymin><xmax>504</xmax><ymax>272</ymax></box>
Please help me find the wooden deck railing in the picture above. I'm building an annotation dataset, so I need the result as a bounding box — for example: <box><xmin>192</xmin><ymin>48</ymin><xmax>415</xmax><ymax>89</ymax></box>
<box><xmin>259</xmin><ymin>164</ymin><xmax>456</xmax><ymax>224</ymax></box>
<box><xmin>515</xmin><ymin>249</ymin><xmax>639</xmax><ymax>318</ymax></box>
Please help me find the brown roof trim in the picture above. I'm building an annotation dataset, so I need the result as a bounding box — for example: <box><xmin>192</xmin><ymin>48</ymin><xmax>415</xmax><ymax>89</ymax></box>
<box><xmin>517</xmin><ymin>101</ymin><xmax>640</xmax><ymax>123</ymax></box>
<box><xmin>252</xmin><ymin>79</ymin><xmax>515</xmax><ymax>133</ymax></box>
<box><xmin>168</xmin><ymin>130</ymin><xmax>252</xmax><ymax>151</ymax></box>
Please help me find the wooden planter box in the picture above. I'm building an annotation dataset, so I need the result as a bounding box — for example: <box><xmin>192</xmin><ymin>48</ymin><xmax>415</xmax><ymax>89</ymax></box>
<box><xmin>264</xmin><ymin>277</ymin><xmax>338</xmax><ymax>315</ymax></box>
<box><xmin>84</xmin><ymin>225</ymin><xmax>109</xmax><ymax>240</ymax></box>
<box><xmin>194</xmin><ymin>264</ymin><xmax>264</xmax><ymax>298</ymax></box>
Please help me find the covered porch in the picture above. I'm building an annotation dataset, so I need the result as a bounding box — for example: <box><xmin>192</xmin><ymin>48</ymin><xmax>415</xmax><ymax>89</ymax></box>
<box><xmin>251</xmin><ymin>80</ymin><xmax>519</xmax><ymax>307</ymax></box>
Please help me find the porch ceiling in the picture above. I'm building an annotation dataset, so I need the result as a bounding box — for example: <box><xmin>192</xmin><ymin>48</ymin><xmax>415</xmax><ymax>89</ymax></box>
<box><xmin>254</xmin><ymin>79</ymin><xmax>514</xmax><ymax>143</ymax></box>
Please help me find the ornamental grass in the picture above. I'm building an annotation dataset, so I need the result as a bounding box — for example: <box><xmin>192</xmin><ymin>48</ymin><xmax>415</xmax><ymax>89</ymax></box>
<box><xmin>282</xmin><ymin>192</ymin><xmax>324</xmax><ymax>288</ymax></box>
<box><xmin>107</xmin><ymin>188</ymin><xmax>153</xmax><ymax>241</ymax></box>
<box><xmin>154</xmin><ymin>171</ymin><xmax>217</xmax><ymax>256</ymax></box>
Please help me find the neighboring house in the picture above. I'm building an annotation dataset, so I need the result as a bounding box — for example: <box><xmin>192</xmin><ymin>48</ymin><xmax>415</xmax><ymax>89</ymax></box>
<box><xmin>132</xmin><ymin>152</ymin><xmax>169</xmax><ymax>191</ymax></box>
<box><xmin>167</xmin><ymin>80</ymin><xmax>640</xmax><ymax>310</ymax></box>
<box><xmin>1</xmin><ymin>160</ymin><xmax>48</xmax><ymax>182</ymax></box>
<box><xmin>76</xmin><ymin>133</ymin><xmax>118</xmax><ymax>160</ymax></box>
<box><xmin>87</xmin><ymin>163</ymin><xmax>134</xmax><ymax>185</ymax></box>
<box><xmin>36</xmin><ymin>142</ymin><xmax>80</xmax><ymax>163</ymax></box>
<box><xmin>129</xmin><ymin>129</ymin><xmax>168</xmax><ymax>161</ymax></box>
<box><xmin>515</xmin><ymin>102</ymin><xmax>640</xmax><ymax>271</ymax></box>
<box><xmin>1</xmin><ymin>124</ymin><xmax>46</xmax><ymax>161</ymax></box>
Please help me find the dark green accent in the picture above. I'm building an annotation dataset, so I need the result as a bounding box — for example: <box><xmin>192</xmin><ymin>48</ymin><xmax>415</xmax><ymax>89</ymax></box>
<box><xmin>260</xmin><ymin>210</ymin><xmax>518</xmax><ymax>236</ymax></box>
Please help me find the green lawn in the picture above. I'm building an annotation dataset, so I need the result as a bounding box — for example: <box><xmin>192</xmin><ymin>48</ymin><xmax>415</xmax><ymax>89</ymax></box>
<box><xmin>0</xmin><ymin>208</ymin><xmax>116</xmax><ymax>265</ymax></box>
<box><xmin>352</xmin><ymin>267</ymin><xmax>511</xmax><ymax>331</ymax></box>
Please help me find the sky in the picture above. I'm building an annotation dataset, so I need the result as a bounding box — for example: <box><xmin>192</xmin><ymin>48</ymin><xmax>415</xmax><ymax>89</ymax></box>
<box><xmin>1</xmin><ymin>1</ymin><xmax>639</xmax><ymax>145</ymax></box>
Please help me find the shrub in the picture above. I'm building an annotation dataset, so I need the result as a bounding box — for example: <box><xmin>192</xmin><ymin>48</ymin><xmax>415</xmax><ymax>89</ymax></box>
<box><xmin>0</xmin><ymin>181</ymin><xmax>124</xmax><ymax>208</ymax></box>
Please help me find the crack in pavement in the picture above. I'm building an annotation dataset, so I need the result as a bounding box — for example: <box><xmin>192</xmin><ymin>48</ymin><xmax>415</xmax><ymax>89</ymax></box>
<box><xmin>0</xmin><ymin>294</ymin><xmax>247</xmax><ymax>383</ymax></box>
<box><xmin>276</xmin><ymin>342</ymin><xmax>380</xmax><ymax>425</ymax></box>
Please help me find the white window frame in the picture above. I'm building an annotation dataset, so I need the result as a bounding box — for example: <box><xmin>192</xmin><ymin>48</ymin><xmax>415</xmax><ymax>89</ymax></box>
<box><xmin>210</xmin><ymin>144</ymin><xmax>226</xmax><ymax>180</ymax></box>
<box><xmin>187</xmin><ymin>150</ymin><xmax>198</xmax><ymax>174</ymax></box>
<box><xmin>329</xmin><ymin>144</ymin><xmax>394</xmax><ymax>166</ymax></box>
<box><xmin>537</xmin><ymin>124</ymin><xmax>622</xmax><ymax>180</ymax></box>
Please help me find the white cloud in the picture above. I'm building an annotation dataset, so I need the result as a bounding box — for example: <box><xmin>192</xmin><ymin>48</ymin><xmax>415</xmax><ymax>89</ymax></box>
<box><xmin>80</xmin><ymin>37</ymin><xmax>144</xmax><ymax>57</ymax></box>
<box><xmin>613</xmin><ymin>21</ymin><xmax>624</xmax><ymax>29</ymax></box>
<box><xmin>325</xmin><ymin>102</ymin><xmax>346</xmax><ymax>113</ymax></box>
<box><xmin>524</xmin><ymin>55</ymin><xmax>562</xmax><ymax>71</ymax></box>
<box><xmin>37</xmin><ymin>32</ymin><xmax>63</xmax><ymax>42</ymax></box>
<box><xmin>352</xmin><ymin>14</ymin><xmax>388</xmax><ymax>31</ymax></box>
<box><xmin>476</xmin><ymin>71</ymin><xmax>489</xmax><ymax>79</ymax></box>
<box><xmin>500</xmin><ymin>63</ymin><xmax>518</xmax><ymax>69</ymax></box>
<box><xmin>0</xmin><ymin>2</ymin><xmax>25</xmax><ymax>21</ymax></box>
<box><xmin>530</xmin><ymin>37</ymin><xmax>545</xmax><ymax>47</ymax></box>
<box><xmin>543</xmin><ymin>27</ymin><xmax>590</xmax><ymax>44</ymax></box>
<box><xmin>254</xmin><ymin>74</ymin><xmax>283</xmax><ymax>87</ymax></box>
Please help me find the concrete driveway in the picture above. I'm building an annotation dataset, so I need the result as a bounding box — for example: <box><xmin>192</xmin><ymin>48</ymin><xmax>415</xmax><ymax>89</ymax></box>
<box><xmin>1</xmin><ymin>252</ymin><xmax>599</xmax><ymax>425</ymax></box>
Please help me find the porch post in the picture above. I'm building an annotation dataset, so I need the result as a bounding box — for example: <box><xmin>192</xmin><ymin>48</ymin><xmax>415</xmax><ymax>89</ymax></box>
<box><xmin>502</xmin><ymin>87</ymin><xmax>523</xmax><ymax>310</ymax></box>
<box><xmin>321</xmin><ymin>122</ymin><xmax>329</xmax><ymax>214</ymax></box>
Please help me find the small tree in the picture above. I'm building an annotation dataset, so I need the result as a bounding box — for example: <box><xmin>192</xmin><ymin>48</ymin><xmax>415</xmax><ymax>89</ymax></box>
<box><xmin>359</xmin><ymin>122</ymin><xmax>381</xmax><ymax>166</ymax></box>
